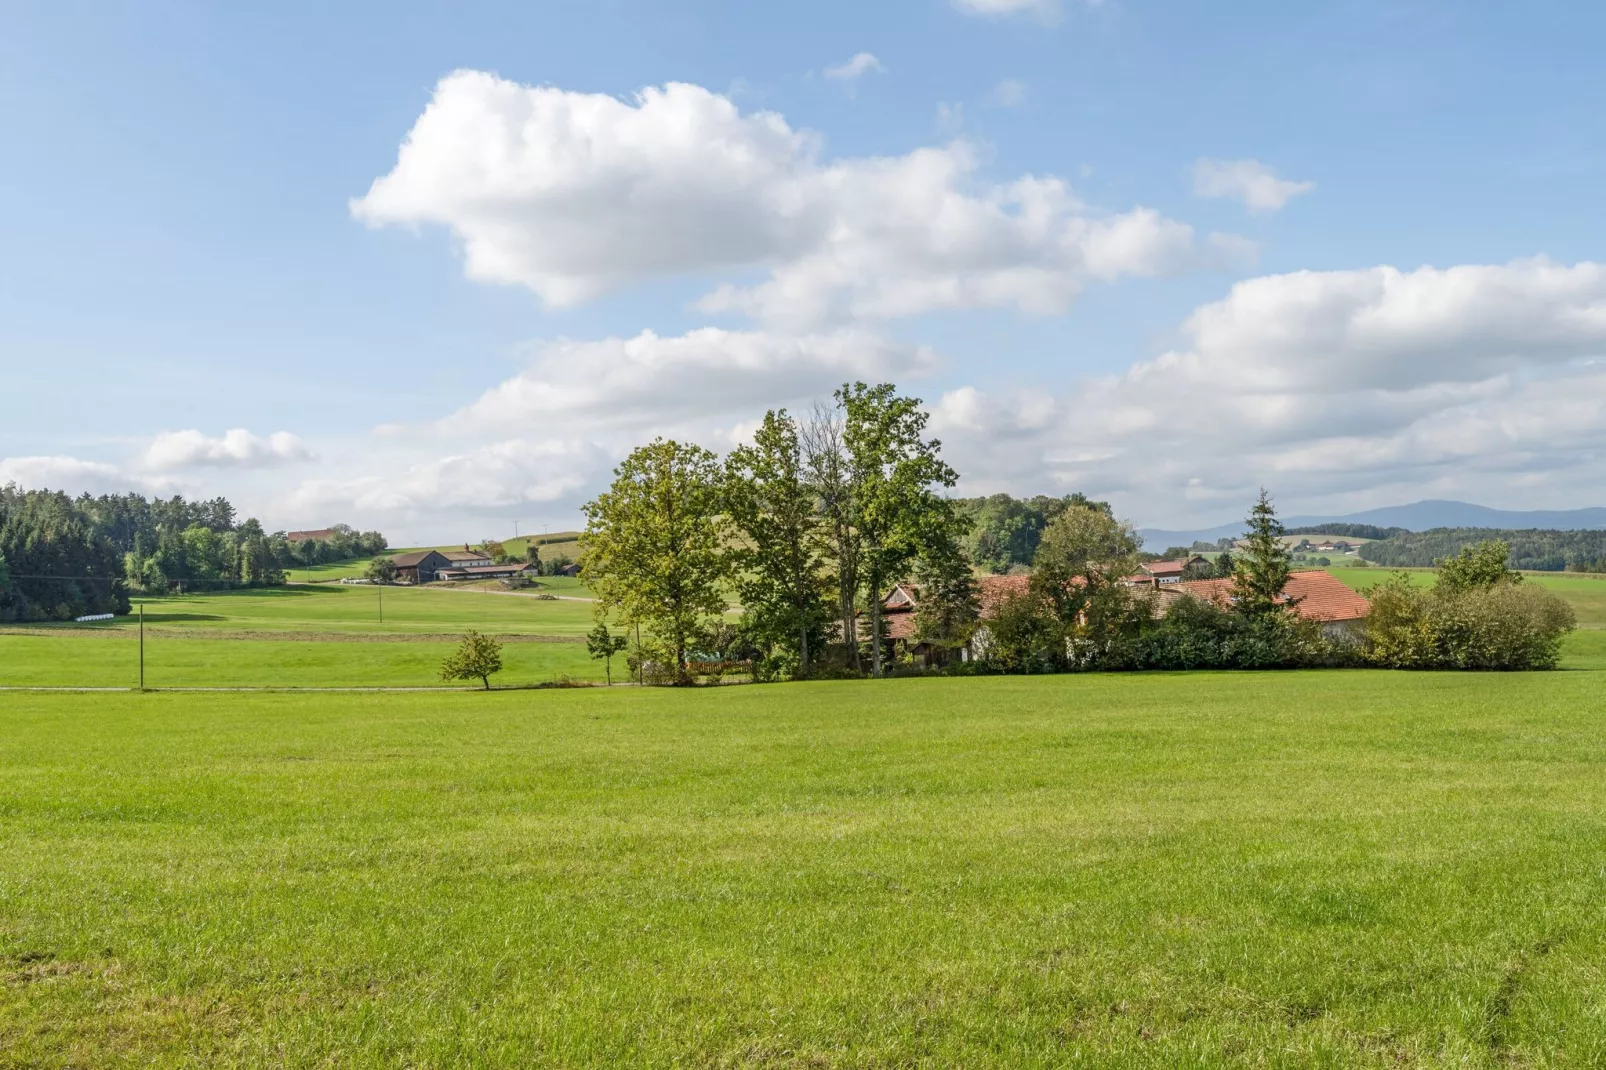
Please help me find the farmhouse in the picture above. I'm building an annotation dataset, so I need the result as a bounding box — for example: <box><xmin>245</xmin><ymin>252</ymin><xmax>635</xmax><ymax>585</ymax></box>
<box><xmin>879</xmin><ymin>575</ymin><xmax>1032</xmax><ymax>664</ymax></box>
<box><xmin>1126</xmin><ymin>556</ymin><xmax>1209</xmax><ymax>586</ymax></box>
<box><xmin>441</xmin><ymin>546</ymin><xmax>494</xmax><ymax>568</ymax></box>
<box><xmin>437</xmin><ymin>561</ymin><xmax>542</xmax><ymax>582</ymax></box>
<box><xmin>286</xmin><ymin>528</ymin><xmax>337</xmax><ymax>543</ymax></box>
<box><xmin>1158</xmin><ymin>570</ymin><xmax>1371</xmax><ymax>636</ymax></box>
<box><xmin>388</xmin><ymin>550</ymin><xmax>450</xmax><ymax>584</ymax></box>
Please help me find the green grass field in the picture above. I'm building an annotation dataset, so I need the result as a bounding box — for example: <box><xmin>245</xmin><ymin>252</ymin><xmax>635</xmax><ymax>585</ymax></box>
<box><xmin>0</xmin><ymin>583</ymin><xmax>607</xmax><ymax>688</ymax></box>
<box><xmin>4</xmin><ymin>672</ymin><xmax>1606</xmax><ymax>1065</ymax></box>
<box><xmin>1329</xmin><ymin>567</ymin><xmax>1606</xmax><ymax>628</ymax></box>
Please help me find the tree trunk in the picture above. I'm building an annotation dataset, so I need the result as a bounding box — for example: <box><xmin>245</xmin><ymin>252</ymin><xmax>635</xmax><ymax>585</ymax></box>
<box><xmin>841</xmin><ymin>585</ymin><xmax>859</xmax><ymax>672</ymax></box>
<box><xmin>481</xmin><ymin>675</ymin><xmax>490</xmax><ymax>691</ymax></box>
<box><xmin>870</xmin><ymin>594</ymin><xmax>884</xmax><ymax>678</ymax></box>
<box><xmin>800</xmin><ymin>627</ymin><xmax>809</xmax><ymax>677</ymax></box>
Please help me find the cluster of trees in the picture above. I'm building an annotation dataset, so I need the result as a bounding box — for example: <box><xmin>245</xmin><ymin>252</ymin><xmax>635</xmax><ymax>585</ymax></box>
<box><xmin>280</xmin><ymin>526</ymin><xmax>388</xmax><ymax>568</ymax></box>
<box><xmin>0</xmin><ymin>484</ymin><xmax>390</xmax><ymax>619</ymax></box>
<box><xmin>977</xmin><ymin>491</ymin><xmax>1344</xmax><ymax>673</ymax></box>
<box><xmin>580</xmin><ymin>382</ymin><xmax>1366</xmax><ymax>683</ymax></box>
<box><xmin>0</xmin><ymin>486</ymin><xmax>129</xmax><ymax>622</ymax></box>
<box><xmin>120</xmin><ymin>519</ymin><xmax>384</xmax><ymax>593</ymax></box>
<box><xmin>583</xmin><ymin>383</ymin><xmax>970</xmax><ymax>683</ymax></box>
<box><xmin>1366</xmin><ymin>542</ymin><xmax>1577</xmax><ymax>669</ymax></box>
<box><xmin>1360</xmin><ymin>528</ymin><xmax>1606</xmax><ymax>572</ymax></box>
<box><xmin>952</xmin><ymin>493</ymin><xmax>1107</xmax><ymax>574</ymax></box>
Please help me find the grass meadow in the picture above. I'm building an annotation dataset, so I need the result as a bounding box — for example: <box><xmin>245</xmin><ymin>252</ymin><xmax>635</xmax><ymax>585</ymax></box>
<box><xmin>0</xmin><ymin>583</ymin><xmax>606</xmax><ymax>689</ymax></box>
<box><xmin>4</xmin><ymin>672</ymin><xmax>1606</xmax><ymax>1066</ymax></box>
<box><xmin>4</xmin><ymin>568</ymin><xmax>1606</xmax><ymax>1063</ymax></box>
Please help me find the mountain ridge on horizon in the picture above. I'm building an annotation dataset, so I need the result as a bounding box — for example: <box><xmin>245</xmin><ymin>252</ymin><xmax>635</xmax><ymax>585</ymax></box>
<box><xmin>1138</xmin><ymin>499</ymin><xmax>1606</xmax><ymax>550</ymax></box>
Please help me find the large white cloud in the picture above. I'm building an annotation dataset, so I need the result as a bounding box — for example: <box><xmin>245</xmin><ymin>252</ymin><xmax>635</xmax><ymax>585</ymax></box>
<box><xmin>352</xmin><ymin>72</ymin><xmax>1209</xmax><ymax>328</ymax></box>
<box><xmin>441</xmin><ymin>326</ymin><xmax>937</xmax><ymax>434</ymax></box>
<box><xmin>286</xmin><ymin>439</ymin><xmax>604</xmax><ymax>520</ymax></box>
<box><xmin>141</xmin><ymin>429</ymin><xmax>314</xmax><ymax>470</ymax></box>
<box><xmin>930</xmin><ymin>258</ymin><xmax>1606</xmax><ymax>516</ymax></box>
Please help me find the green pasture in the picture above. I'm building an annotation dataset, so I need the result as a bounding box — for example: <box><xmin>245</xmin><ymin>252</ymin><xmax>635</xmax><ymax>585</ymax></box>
<box><xmin>0</xmin><ymin>582</ymin><xmax>612</xmax><ymax>688</ymax></box>
<box><xmin>4</xmin><ymin>670</ymin><xmax>1606</xmax><ymax>1065</ymax></box>
<box><xmin>0</xmin><ymin>634</ymin><xmax>601</xmax><ymax>688</ymax></box>
<box><xmin>24</xmin><ymin>583</ymin><xmax>596</xmax><ymax>637</ymax></box>
<box><xmin>281</xmin><ymin>559</ymin><xmax>375</xmax><ymax>583</ymax></box>
<box><xmin>1329</xmin><ymin>567</ymin><xmax>1606</xmax><ymax>627</ymax></box>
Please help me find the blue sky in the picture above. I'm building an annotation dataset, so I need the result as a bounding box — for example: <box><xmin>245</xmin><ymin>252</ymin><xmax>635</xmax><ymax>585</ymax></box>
<box><xmin>3</xmin><ymin>0</ymin><xmax>1604</xmax><ymax>543</ymax></box>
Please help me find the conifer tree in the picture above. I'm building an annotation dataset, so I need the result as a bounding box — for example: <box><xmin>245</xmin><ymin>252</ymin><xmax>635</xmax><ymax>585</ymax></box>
<box><xmin>1233</xmin><ymin>489</ymin><xmax>1297</xmax><ymax>616</ymax></box>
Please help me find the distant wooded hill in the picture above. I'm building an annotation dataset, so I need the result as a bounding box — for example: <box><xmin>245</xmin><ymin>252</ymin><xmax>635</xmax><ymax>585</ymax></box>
<box><xmin>1359</xmin><ymin>529</ymin><xmax>1606</xmax><ymax>572</ymax></box>
<box><xmin>1138</xmin><ymin>500</ymin><xmax>1606</xmax><ymax>549</ymax></box>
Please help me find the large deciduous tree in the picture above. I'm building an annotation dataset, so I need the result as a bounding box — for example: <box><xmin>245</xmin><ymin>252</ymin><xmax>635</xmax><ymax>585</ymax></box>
<box><xmin>837</xmin><ymin>382</ymin><xmax>959</xmax><ymax>678</ymax></box>
<box><xmin>1029</xmin><ymin>501</ymin><xmax>1147</xmax><ymax>662</ymax></box>
<box><xmin>801</xmin><ymin>401</ymin><xmax>862</xmax><ymax>670</ymax></box>
<box><xmin>725</xmin><ymin>410</ymin><xmax>832</xmax><ymax>677</ymax></box>
<box><xmin>582</xmin><ymin>439</ymin><xmax>729</xmax><ymax>684</ymax></box>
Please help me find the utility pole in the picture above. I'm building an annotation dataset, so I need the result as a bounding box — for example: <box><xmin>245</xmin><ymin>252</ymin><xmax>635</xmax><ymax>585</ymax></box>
<box><xmin>138</xmin><ymin>604</ymin><xmax>145</xmax><ymax>691</ymax></box>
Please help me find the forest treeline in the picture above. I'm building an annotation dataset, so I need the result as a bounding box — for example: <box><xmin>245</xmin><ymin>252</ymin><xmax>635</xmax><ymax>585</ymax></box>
<box><xmin>0</xmin><ymin>485</ymin><xmax>385</xmax><ymax>622</ymax></box>
<box><xmin>1360</xmin><ymin>528</ymin><xmax>1606</xmax><ymax>572</ymax></box>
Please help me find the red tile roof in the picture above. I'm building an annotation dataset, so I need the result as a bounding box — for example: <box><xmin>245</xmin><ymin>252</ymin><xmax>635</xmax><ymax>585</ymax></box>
<box><xmin>1164</xmin><ymin>570</ymin><xmax>1370</xmax><ymax>622</ymax></box>
<box><xmin>878</xmin><ymin>575</ymin><xmax>1035</xmax><ymax>642</ymax></box>
<box><xmin>286</xmin><ymin>528</ymin><xmax>337</xmax><ymax>542</ymax></box>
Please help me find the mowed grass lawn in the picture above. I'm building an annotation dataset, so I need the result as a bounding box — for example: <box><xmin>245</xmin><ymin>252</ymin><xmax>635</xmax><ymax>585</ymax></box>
<box><xmin>3</xmin><ymin>672</ymin><xmax>1606</xmax><ymax>1066</ymax></box>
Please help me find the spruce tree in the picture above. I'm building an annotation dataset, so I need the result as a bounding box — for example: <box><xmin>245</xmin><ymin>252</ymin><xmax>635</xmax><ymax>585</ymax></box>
<box><xmin>1233</xmin><ymin>489</ymin><xmax>1297</xmax><ymax>616</ymax></box>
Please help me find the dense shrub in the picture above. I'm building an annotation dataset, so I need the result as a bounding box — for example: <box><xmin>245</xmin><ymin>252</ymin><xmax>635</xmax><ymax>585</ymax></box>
<box><xmin>1365</xmin><ymin>572</ymin><xmax>1575</xmax><ymax>670</ymax></box>
<box><xmin>1100</xmin><ymin>597</ymin><xmax>1357</xmax><ymax>671</ymax></box>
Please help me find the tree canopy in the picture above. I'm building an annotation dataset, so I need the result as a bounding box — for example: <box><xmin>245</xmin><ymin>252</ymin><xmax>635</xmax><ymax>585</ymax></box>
<box><xmin>582</xmin><ymin>439</ymin><xmax>730</xmax><ymax>683</ymax></box>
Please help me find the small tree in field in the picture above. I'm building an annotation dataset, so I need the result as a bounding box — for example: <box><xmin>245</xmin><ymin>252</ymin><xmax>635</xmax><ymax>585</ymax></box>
<box><xmin>586</xmin><ymin>621</ymin><xmax>629</xmax><ymax>685</ymax></box>
<box><xmin>440</xmin><ymin>630</ymin><xmax>503</xmax><ymax>690</ymax></box>
<box><xmin>366</xmin><ymin>556</ymin><xmax>397</xmax><ymax>584</ymax></box>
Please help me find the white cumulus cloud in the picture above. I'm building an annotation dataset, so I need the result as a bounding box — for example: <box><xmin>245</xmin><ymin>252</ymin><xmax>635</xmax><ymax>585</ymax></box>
<box><xmin>287</xmin><ymin>439</ymin><xmax>604</xmax><ymax>519</ymax></box>
<box><xmin>929</xmin><ymin>258</ymin><xmax>1606</xmax><ymax>518</ymax></box>
<box><xmin>1192</xmin><ymin>158</ymin><xmax>1314</xmax><ymax>214</ymax></box>
<box><xmin>0</xmin><ymin>455</ymin><xmax>125</xmax><ymax>494</ymax></box>
<box><xmin>953</xmin><ymin>0</ymin><xmax>1062</xmax><ymax>18</ymax></box>
<box><xmin>142</xmin><ymin>429</ymin><xmax>315</xmax><ymax>470</ymax></box>
<box><xmin>352</xmin><ymin>71</ymin><xmax>1210</xmax><ymax>328</ymax></box>
<box><xmin>824</xmin><ymin>52</ymin><xmax>885</xmax><ymax>82</ymax></box>
<box><xmin>442</xmin><ymin>326</ymin><xmax>937</xmax><ymax>434</ymax></box>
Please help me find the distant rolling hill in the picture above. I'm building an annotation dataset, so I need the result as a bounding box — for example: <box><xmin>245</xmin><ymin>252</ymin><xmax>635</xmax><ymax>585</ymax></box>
<box><xmin>1139</xmin><ymin>500</ymin><xmax>1606</xmax><ymax>550</ymax></box>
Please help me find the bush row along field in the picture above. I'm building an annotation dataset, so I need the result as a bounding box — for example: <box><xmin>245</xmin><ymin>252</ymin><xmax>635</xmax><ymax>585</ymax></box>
<box><xmin>3</xmin><ymin>671</ymin><xmax>1606</xmax><ymax>1065</ymax></box>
